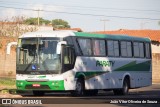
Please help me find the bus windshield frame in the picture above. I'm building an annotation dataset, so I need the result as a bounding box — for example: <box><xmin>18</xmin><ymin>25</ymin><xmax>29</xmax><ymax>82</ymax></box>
<box><xmin>16</xmin><ymin>37</ymin><xmax>61</xmax><ymax>74</ymax></box>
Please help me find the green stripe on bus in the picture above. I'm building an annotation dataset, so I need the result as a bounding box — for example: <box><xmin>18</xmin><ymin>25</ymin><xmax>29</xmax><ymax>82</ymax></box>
<box><xmin>114</xmin><ymin>60</ymin><xmax>151</xmax><ymax>71</ymax></box>
<box><xmin>74</xmin><ymin>32</ymin><xmax>150</xmax><ymax>42</ymax></box>
<box><xmin>75</xmin><ymin>60</ymin><xmax>151</xmax><ymax>80</ymax></box>
<box><xmin>16</xmin><ymin>80</ymin><xmax>65</xmax><ymax>90</ymax></box>
<box><xmin>75</xmin><ymin>71</ymin><xmax>109</xmax><ymax>80</ymax></box>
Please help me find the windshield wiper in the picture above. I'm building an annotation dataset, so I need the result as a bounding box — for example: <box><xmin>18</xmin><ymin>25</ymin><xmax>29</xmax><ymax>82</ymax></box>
<box><xmin>23</xmin><ymin>55</ymin><xmax>36</xmax><ymax>72</ymax></box>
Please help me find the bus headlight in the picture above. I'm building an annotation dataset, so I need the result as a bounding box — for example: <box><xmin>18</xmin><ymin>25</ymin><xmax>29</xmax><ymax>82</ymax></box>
<box><xmin>17</xmin><ymin>82</ymin><xmax>23</xmax><ymax>86</ymax></box>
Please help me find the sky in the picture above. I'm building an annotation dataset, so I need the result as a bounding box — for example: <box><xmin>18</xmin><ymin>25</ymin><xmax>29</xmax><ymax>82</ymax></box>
<box><xmin>0</xmin><ymin>0</ymin><xmax>160</xmax><ymax>31</ymax></box>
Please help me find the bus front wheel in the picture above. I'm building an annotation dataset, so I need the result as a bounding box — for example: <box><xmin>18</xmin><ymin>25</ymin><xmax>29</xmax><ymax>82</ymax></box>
<box><xmin>71</xmin><ymin>79</ymin><xmax>84</xmax><ymax>96</ymax></box>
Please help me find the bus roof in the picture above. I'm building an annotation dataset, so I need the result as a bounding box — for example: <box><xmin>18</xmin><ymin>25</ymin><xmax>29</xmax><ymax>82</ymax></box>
<box><xmin>19</xmin><ymin>30</ymin><xmax>75</xmax><ymax>38</ymax></box>
<box><xmin>19</xmin><ymin>30</ymin><xmax>150</xmax><ymax>42</ymax></box>
<box><xmin>75</xmin><ymin>32</ymin><xmax>151</xmax><ymax>42</ymax></box>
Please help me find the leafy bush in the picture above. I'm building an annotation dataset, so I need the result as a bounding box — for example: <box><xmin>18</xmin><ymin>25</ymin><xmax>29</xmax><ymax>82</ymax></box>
<box><xmin>0</xmin><ymin>78</ymin><xmax>15</xmax><ymax>86</ymax></box>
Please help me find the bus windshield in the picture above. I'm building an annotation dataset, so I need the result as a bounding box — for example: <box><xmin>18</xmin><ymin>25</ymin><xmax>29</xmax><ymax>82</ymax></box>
<box><xmin>16</xmin><ymin>37</ymin><xmax>61</xmax><ymax>74</ymax></box>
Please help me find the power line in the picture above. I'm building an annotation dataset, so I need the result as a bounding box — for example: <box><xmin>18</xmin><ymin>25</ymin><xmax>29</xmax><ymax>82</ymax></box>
<box><xmin>0</xmin><ymin>5</ymin><xmax>160</xmax><ymax>21</ymax></box>
<box><xmin>0</xmin><ymin>0</ymin><xmax>160</xmax><ymax>13</ymax></box>
<box><xmin>0</xmin><ymin>5</ymin><xmax>35</xmax><ymax>11</ymax></box>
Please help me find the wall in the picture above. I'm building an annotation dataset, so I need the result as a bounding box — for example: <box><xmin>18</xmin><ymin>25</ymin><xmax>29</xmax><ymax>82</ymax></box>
<box><xmin>152</xmin><ymin>44</ymin><xmax>160</xmax><ymax>53</ymax></box>
<box><xmin>0</xmin><ymin>37</ymin><xmax>16</xmax><ymax>77</ymax></box>
<box><xmin>152</xmin><ymin>53</ymin><xmax>160</xmax><ymax>83</ymax></box>
<box><xmin>151</xmin><ymin>44</ymin><xmax>160</xmax><ymax>83</ymax></box>
<box><xmin>0</xmin><ymin>49</ymin><xmax>16</xmax><ymax>77</ymax></box>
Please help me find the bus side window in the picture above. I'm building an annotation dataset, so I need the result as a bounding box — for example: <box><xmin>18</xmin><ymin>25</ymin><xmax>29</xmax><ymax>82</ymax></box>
<box><xmin>139</xmin><ymin>42</ymin><xmax>145</xmax><ymax>58</ymax></box>
<box><xmin>107</xmin><ymin>40</ymin><xmax>119</xmax><ymax>57</ymax></box>
<box><xmin>145</xmin><ymin>43</ymin><xmax>151</xmax><ymax>58</ymax></box>
<box><xmin>63</xmin><ymin>45</ymin><xmax>76</xmax><ymax>72</ymax></box>
<box><xmin>133</xmin><ymin>42</ymin><xmax>140</xmax><ymax>57</ymax></box>
<box><xmin>78</xmin><ymin>38</ymin><xmax>92</xmax><ymax>56</ymax></box>
<box><xmin>93</xmin><ymin>39</ymin><xmax>106</xmax><ymax>56</ymax></box>
<box><xmin>133</xmin><ymin>42</ymin><xmax>145</xmax><ymax>58</ymax></box>
<box><xmin>120</xmin><ymin>41</ymin><xmax>132</xmax><ymax>57</ymax></box>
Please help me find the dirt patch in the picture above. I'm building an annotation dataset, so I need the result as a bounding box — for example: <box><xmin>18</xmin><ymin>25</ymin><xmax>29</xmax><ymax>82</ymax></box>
<box><xmin>0</xmin><ymin>93</ymin><xmax>22</xmax><ymax>98</ymax></box>
<box><xmin>0</xmin><ymin>89</ymin><xmax>23</xmax><ymax>98</ymax></box>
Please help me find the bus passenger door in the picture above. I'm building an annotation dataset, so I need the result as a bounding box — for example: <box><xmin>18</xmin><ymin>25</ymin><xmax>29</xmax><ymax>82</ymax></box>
<box><xmin>61</xmin><ymin>45</ymin><xmax>76</xmax><ymax>90</ymax></box>
<box><xmin>62</xmin><ymin>45</ymin><xmax>76</xmax><ymax>72</ymax></box>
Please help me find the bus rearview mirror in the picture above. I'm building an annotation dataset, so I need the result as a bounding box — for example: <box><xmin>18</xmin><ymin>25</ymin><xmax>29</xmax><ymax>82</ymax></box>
<box><xmin>56</xmin><ymin>41</ymin><xmax>67</xmax><ymax>54</ymax></box>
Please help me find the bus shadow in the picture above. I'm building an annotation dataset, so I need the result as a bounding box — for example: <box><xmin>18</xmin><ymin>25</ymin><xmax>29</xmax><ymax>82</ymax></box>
<box><xmin>17</xmin><ymin>89</ymin><xmax>160</xmax><ymax>98</ymax></box>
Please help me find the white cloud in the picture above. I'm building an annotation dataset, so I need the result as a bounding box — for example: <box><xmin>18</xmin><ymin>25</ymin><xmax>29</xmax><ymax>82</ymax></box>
<box><xmin>0</xmin><ymin>8</ymin><xmax>17</xmax><ymax>20</ymax></box>
<box><xmin>0</xmin><ymin>4</ymin><xmax>64</xmax><ymax>20</ymax></box>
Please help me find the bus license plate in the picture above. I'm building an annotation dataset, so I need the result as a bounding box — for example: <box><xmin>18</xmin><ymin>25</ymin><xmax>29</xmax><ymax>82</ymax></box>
<box><xmin>32</xmin><ymin>84</ymin><xmax>40</xmax><ymax>87</ymax></box>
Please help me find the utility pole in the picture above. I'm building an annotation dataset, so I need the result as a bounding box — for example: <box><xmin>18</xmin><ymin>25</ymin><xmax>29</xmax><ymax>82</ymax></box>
<box><xmin>100</xmin><ymin>19</ymin><xmax>109</xmax><ymax>32</ymax></box>
<box><xmin>38</xmin><ymin>9</ymin><xmax>40</xmax><ymax>26</ymax></box>
<box><xmin>35</xmin><ymin>9</ymin><xmax>42</xmax><ymax>26</ymax></box>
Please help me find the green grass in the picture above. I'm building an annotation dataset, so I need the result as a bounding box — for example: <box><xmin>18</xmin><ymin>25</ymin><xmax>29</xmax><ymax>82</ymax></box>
<box><xmin>0</xmin><ymin>78</ymin><xmax>16</xmax><ymax>90</ymax></box>
<box><xmin>0</xmin><ymin>78</ymin><xmax>16</xmax><ymax>85</ymax></box>
<box><xmin>0</xmin><ymin>78</ymin><xmax>31</xmax><ymax>95</ymax></box>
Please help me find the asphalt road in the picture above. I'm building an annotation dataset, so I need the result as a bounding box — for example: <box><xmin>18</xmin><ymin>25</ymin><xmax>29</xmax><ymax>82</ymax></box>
<box><xmin>1</xmin><ymin>84</ymin><xmax>160</xmax><ymax>107</ymax></box>
<box><xmin>21</xmin><ymin>84</ymin><xmax>160</xmax><ymax>98</ymax></box>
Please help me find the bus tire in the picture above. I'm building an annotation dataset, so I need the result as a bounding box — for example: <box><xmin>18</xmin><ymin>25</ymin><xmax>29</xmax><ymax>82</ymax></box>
<box><xmin>121</xmin><ymin>78</ymin><xmax>129</xmax><ymax>95</ymax></box>
<box><xmin>113</xmin><ymin>78</ymin><xmax>129</xmax><ymax>95</ymax></box>
<box><xmin>71</xmin><ymin>79</ymin><xmax>84</xmax><ymax>96</ymax></box>
<box><xmin>33</xmin><ymin>91</ymin><xmax>45</xmax><ymax>96</ymax></box>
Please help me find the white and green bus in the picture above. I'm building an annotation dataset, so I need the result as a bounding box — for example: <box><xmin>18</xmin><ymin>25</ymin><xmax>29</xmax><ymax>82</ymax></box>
<box><xmin>16</xmin><ymin>30</ymin><xmax>152</xmax><ymax>96</ymax></box>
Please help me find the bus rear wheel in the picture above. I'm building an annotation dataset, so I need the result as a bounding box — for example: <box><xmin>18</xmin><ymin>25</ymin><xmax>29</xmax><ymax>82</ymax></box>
<box><xmin>113</xmin><ymin>79</ymin><xmax>129</xmax><ymax>95</ymax></box>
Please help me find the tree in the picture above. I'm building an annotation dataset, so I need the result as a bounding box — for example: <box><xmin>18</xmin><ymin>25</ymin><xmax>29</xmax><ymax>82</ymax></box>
<box><xmin>24</xmin><ymin>17</ymin><xmax>51</xmax><ymax>25</ymax></box>
<box><xmin>52</xmin><ymin>19</ymin><xmax>71</xmax><ymax>29</ymax></box>
<box><xmin>0</xmin><ymin>16</ymin><xmax>38</xmax><ymax>37</ymax></box>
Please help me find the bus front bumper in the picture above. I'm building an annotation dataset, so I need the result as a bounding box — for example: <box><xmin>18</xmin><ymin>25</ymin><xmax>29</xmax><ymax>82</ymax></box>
<box><xmin>16</xmin><ymin>80</ymin><xmax>65</xmax><ymax>91</ymax></box>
